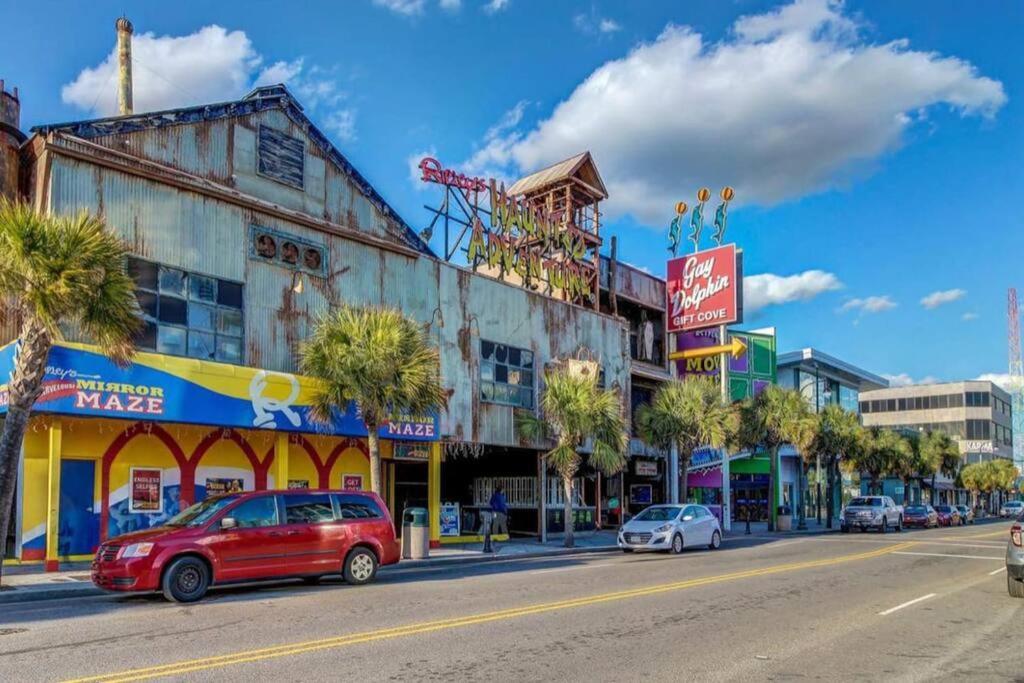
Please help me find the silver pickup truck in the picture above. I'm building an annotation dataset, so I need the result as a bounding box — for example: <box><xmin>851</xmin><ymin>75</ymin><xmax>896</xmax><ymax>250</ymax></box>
<box><xmin>841</xmin><ymin>495</ymin><xmax>903</xmax><ymax>533</ymax></box>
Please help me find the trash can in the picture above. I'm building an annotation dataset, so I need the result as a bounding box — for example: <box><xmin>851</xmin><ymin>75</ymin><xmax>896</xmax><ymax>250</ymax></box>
<box><xmin>402</xmin><ymin>507</ymin><xmax>430</xmax><ymax>560</ymax></box>
<box><xmin>776</xmin><ymin>505</ymin><xmax>792</xmax><ymax>531</ymax></box>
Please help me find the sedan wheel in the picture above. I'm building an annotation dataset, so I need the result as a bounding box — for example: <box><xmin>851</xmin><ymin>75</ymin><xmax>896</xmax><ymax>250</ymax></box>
<box><xmin>671</xmin><ymin>533</ymin><xmax>684</xmax><ymax>554</ymax></box>
<box><xmin>708</xmin><ymin>530</ymin><xmax>721</xmax><ymax>550</ymax></box>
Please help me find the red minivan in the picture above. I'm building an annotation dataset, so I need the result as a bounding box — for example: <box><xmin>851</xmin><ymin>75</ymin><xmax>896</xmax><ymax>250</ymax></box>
<box><xmin>91</xmin><ymin>489</ymin><xmax>400</xmax><ymax>602</ymax></box>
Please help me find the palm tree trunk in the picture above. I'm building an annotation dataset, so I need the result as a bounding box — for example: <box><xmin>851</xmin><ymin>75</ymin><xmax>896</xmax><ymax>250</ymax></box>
<box><xmin>768</xmin><ymin>446</ymin><xmax>778</xmax><ymax>532</ymax></box>
<box><xmin>797</xmin><ymin>462</ymin><xmax>807</xmax><ymax>530</ymax></box>
<box><xmin>903</xmin><ymin>477</ymin><xmax>911</xmax><ymax>505</ymax></box>
<box><xmin>562</xmin><ymin>474</ymin><xmax>575</xmax><ymax>548</ymax></box>
<box><xmin>825</xmin><ymin>458</ymin><xmax>834</xmax><ymax>530</ymax></box>
<box><xmin>931</xmin><ymin>473</ymin><xmax>936</xmax><ymax>505</ymax></box>
<box><xmin>0</xmin><ymin>320</ymin><xmax>53</xmax><ymax>585</ymax></box>
<box><xmin>365</xmin><ymin>426</ymin><xmax>382</xmax><ymax>496</ymax></box>
<box><xmin>678</xmin><ymin>447</ymin><xmax>689</xmax><ymax>505</ymax></box>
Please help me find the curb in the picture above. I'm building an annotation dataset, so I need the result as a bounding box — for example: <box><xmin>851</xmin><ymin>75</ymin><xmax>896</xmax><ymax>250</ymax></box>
<box><xmin>0</xmin><ymin>546</ymin><xmax>621</xmax><ymax>605</ymax></box>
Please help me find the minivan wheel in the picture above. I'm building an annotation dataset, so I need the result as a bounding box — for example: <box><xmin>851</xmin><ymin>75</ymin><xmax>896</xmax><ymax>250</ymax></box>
<box><xmin>343</xmin><ymin>547</ymin><xmax>378</xmax><ymax>585</ymax></box>
<box><xmin>1007</xmin><ymin>573</ymin><xmax>1024</xmax><ymax>599</ymax></box>
<box><xmin>162</xmin><ymin>556</ymin><xmax>210</xmax><ymax>603</ymax></box>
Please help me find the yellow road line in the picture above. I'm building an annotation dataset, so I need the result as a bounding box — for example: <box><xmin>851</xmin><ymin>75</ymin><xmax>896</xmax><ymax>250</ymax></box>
<box><xmin>950</xmin><ymin>528</ymin><xmax>1010</xmax><ymax>540</ymax></box>
<box><xmin>65</xmin><ymin>541</ymin><xmax>915</xmax><ymax>683</ymax></box>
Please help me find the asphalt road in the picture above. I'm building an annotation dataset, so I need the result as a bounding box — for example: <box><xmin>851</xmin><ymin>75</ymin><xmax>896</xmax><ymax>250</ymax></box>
<box><xmin>0</xmin><ymin>520</ymin><xmax>1020</xmax><ymax>682</ymax></box>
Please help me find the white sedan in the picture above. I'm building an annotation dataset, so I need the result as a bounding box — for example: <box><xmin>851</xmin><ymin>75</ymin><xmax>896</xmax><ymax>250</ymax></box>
<box><xmin>618</xmin><ymin>504</ymin><xmax>722</xmax><ymax>553</ymax></box>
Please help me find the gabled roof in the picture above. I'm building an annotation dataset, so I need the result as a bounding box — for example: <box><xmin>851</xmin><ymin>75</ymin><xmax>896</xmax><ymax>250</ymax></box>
<box><xmin>31</xmin><ymin>84</ymin><xmax>433</xmax><ymax>256</ymax></box>
<box><xmin>507</xmin><ymin>151</ymin><xmax>608</xmax><ymax>200</ymax></box>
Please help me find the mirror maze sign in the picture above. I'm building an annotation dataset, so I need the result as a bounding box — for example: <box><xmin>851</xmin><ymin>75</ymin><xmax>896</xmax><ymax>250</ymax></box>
<box><xmin>420</xmin><ymin>158</ymin><xmax>599</xmax><ymax>304</ymax></box>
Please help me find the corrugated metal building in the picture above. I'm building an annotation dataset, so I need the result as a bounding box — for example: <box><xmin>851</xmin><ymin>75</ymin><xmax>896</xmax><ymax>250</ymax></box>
<box><xmin>3</xmin><ymin>83</ymin><xmax>631</xmax><ymax>565</ymax></box>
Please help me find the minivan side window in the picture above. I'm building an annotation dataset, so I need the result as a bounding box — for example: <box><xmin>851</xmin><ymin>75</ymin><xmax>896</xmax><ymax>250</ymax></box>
<box><xmin>334</xmin><ymin>494</ymin><xmax>384</xmax><ymax>520</ymax></box>
<box><xmin>226</xmin><ymin>496</ymin><xmax>279</xmax><ymax>528</ymax></box>
<box><xmin>282</xmin><ymin>494</ymin><xmax>336</xmax><ymax>524</ymax></box>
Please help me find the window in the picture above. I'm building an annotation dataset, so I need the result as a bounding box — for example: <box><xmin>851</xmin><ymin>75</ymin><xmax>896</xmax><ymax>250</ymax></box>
<box><xmin>257</xmin><ymin>125</ymin><xmax>305</xmax><ymax>189</ymax></box>
<box><xmin>966</xmin><ymin>392</ymin><xmax>991</xmax><ymax>408</ymax></box>
<box><xmin>966</xmin><ymin>419</ymin><xmax>991</xmax><ymax>440</ymax></box>
<box><xmin>334</xmin><ymin>494</ymin><xmax>384</xmax><ymax>520</ymax></box>
<box><xmin>128</xmin><ymin>257</ymin><xmax>244</xmax><ymax>364</ymax></box>
<box><xmin>226</xmin><ymin>496</ymin><xmax>279</xmax><ymax>528</ymax></box>
<box><xmin>950</xmin><ymin>393</ymin><xmax>964</xmax><ymax>408</ymax></box>
<box><xmin>480</xmin><ymin>340</ymin><xmax>534</xmax><ymax>409</ymax></box>
<box><xmin>283</xmin><ymin>494</ymin><xmax>336</xmax><ymax>524</ymax></box>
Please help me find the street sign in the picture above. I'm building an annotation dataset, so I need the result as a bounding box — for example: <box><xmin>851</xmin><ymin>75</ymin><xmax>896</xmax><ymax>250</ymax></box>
<box><xmin>668</xmin><ymin>336</ymin><xmax>747</xmax><ymax>361</ymax></box>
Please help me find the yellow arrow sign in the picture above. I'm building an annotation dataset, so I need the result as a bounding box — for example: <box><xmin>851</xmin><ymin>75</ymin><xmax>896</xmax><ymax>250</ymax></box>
<box><xmin>668</xmin><ymin>336</ymin><xmax>747</xmax><ymax>361</ymax></box>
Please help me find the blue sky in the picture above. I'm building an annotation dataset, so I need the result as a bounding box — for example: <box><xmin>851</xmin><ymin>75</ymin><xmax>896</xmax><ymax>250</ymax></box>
<box><xmin>3</xmin><ymin>0</ymin><xmax>1022</xmax><ymax>387</ymax></box>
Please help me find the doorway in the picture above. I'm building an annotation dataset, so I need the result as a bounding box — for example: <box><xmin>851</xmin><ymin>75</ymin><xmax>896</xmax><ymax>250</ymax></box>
<box><xmin>58</xmin><ymin>459</ymin><xmax>100</xmax><ymax>557</ymax></box>
<box><xmin>386</xmin><ymin>460</ymin><xmax>427</xmax><ymax>536</ymax></box>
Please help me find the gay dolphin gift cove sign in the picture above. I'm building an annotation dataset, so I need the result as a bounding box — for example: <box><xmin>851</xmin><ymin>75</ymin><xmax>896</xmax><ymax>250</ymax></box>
<box><xmin>0</xmin><ymin>341</ymin><xmax>439</xmax><ymax>441</ymax></box>
<box><xmin>666</xmin><ymin>244</ymin><xmax>742</xmax><ymax>333</ymax></box>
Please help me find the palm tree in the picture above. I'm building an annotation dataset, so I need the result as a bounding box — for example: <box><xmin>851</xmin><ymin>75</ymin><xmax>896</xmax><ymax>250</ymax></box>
<box><xmin>896</xmin><ymin>432</ymin><xmax>937</xmax><ymax>506</ymax></box>
<box><xmin>0</xmin><ymin>202</ymin><xmax>140</xmax><ymax>584</ymax></box>
<box><xmin>634</xmin><ymin>377</ymin><xmax>735</xmax><ymax>505</ymax></box>
<box><xmin>791</xmin><ymin>416</ymin><xmax>819</xmax><ymax>531</ymax></box>
<box><xmin>846</xmin><ymin>428</ymin><xmax>909</xmax><ymax>495</ymax></box>
<box><xmin>735</xmin><ymin>385</ymin><xmax>813</xmax><ymax>531</ymax></box>
<box><xmin>922</xmin><ymin>431</ymin><xmax>960</xmax><ymax>504</ymax></box>
<box><xmin>959</xmin><ymin>462</ymin><xmax>982</xmax><ymax>511</ymax></box>
<box><xmin>806</xmin><ymin>405</ymin><xmax>863</xmax><ymax>529</ymax></box>
<box><xmin>300</xmin><ymin>305</ymin><xmax>447</xmax><ymax>496</ymax></box>
<box><xmin>517</xmin><ymin>362</ymin><xmax>627</xmax><ymax>548</ymax></box>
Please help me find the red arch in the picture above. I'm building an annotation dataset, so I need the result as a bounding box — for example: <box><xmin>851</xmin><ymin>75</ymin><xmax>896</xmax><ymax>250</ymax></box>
<box><xmin>323</xmin><ymin>439</ymin><xmax>370</xmax><ymax>487</ymax></box>
<box><xmin>262</xmin><ymin>435</ymin><xmax>324</xmax><ymax>488</ymax></box>
<box><xmin>188</xmin><ymin>428</ymin><xmax>263</xmax><ymax>495</ymax></box>
<box><xmin>100</xmin><ymin>422</ymin><xmax>188</xmax><ymax>542</ymax></box>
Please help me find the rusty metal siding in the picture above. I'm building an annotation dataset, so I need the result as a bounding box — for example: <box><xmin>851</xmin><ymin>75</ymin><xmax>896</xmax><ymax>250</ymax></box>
<box><xmin>48</xmin><ymin>155</ymin><xmax>246</xmax><ymax>281</ymax></box>
<box><xmin>90</xmin><ymin>119</ymin><xmax>232</xmax><ymax>185</ymax></box>
<box><xmin>436</xmin><ymin>263</ymin><xmax>629</xmax><ymax>446</ymax></box>
<box><xmin>600</xmin><ymin>256</ymin><xmax>664</xmax><ymax>310</ymax></box>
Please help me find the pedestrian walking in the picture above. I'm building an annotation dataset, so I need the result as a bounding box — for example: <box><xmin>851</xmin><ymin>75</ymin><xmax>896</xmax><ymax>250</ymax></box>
<box><xmin>489</xmin><ymin>484</ymin><xmax>509</xmax><ymax>535</ymax></box>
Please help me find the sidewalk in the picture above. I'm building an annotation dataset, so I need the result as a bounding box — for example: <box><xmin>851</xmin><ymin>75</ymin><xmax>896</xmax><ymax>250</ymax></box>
<box><xmin>0</xmin><ymin>530</ymin><xmax>621</xmax><ymax>604</ymax></box>
<box><xmin>0</xmin><ymin>523</ymin><xmax>837</xmax><ymax>605</ymax></box>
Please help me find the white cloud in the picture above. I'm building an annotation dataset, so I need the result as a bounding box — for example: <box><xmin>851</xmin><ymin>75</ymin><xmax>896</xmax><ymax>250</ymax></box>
<box><xmin>472</xmin><ymin>0</ymin><xmax>1005</xmax><ymax>224</ymax></box>
<box><xmin>840</xmin><ymin>295</ymin><xmax>897</xmax><ymax>314</ymax></box>
<box><xmin>373</xmin><ymin>0</ymin><xmax>427</xmax><ymax>16</ymax></box>
<box><xmin>574</xmin><ymin>10</ymin><xmax>622</xmax><ymax>35</ymax></box>
<box><xmin>324</xmin><ymin>109</ymin><xmax>357</xmax><ymax>142</ymax></box>
<box><xmin>407</xmin><ymin>148</ymin><xmax>437</xmax><ymax>190</ymax></box>
<box><xmin>599</xmin><ymin>19</ymin><xmax>622</xmax><ymax>34</ymax></box>
<box><xmin>883</xmin><ymin>373</ymin><xmax>940</xmax><ymax>387</ymax></box>
<box><xmin>483</xmin><ymin>0</ymin><xmax>509</xmax><ymax>14</ymax></box>
<box><xmin>976</xmin><ymin>373</ymin><xmax>1014</xmax><ymax>391</ymax></box>
<box><xmin>920</xmin><ymin>288</ymin><xmax>966</xmax><ymax>309</ymax></box>
<box><xmin>743</xmin><ymin>269</ymin><xmax>843</xmax><ymax>312</ymax></box>
<box><xmin>62</xmin><ymin>25</ymin><xmax>358</xmax><ymax>142</ymax></box>
<box><xmin>440</xmin><ymin>0</ymin><xmax>462</xmax><ymax>10</ymax></box>
<box><xmin>962</xmin><ymin>312</ymin><xmax>979</xmax><ymax>321</ymax></box>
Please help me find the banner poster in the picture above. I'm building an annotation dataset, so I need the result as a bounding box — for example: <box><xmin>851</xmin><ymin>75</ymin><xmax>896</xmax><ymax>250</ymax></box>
<box><xmin>342</xmin><ymin>474</ymin><xmax>364</xmax><ymax>491</ymax></box>
<box><xmin>206</xmin><ymin>478</ymin><xmax>244</xmax><ymax>496</ymax></box>
<box><xmin>440</xmin><ymin>502</ymin><xmax>461</xmax><ymax>536</ymax></box>
<box><xmin>129</xmin><ymin>467</ymin><xmax>163</xmax><ymax>514</ymax></box>
<box><xmin>288</xmin><ymin>480</ymin><xmax>310</xmax><ymax>489</ymax></box>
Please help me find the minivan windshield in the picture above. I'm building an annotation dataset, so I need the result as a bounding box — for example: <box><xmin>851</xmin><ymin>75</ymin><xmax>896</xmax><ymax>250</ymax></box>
<box><xmin>848</xmin><ymin>498</ymin><xmax>882</xmax><ymax>507</ymax></box>
<box><xmin>634</xmin><ymin>506</ymin><xmax>682</xmax><ymax>522</ymax></box>
<box><xmin>165</xmin><ymin>495</ymin><xmax>240</xmax><ymax>528</ymax></box>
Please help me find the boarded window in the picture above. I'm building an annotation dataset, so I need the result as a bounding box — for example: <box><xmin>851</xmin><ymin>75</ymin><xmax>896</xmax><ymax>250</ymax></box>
<box><xmin>257</xmin><ymin>125</ymin><xmax>305</xmax><ymax>189</ymax></box>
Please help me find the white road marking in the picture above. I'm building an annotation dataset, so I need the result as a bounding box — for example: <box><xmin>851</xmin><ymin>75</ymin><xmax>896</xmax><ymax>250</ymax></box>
<box><xmin>893</xmin><ymin>551</ymin><xmax>1002</xmax><ymax>561</ymax></box>
<box><xmin>989</xmin><ymin>566</ymin><xmax>1007</xmax><ymax>576</ymax></box>
<box><xmin>811</xmin><ymin>537</ymin><xmax>1004</xmax><ymax>549</ymax></box>
<box><xmin>879</xmin><ymin>593</ymin><xmax>937</xmax><ymax>616</ymax></box>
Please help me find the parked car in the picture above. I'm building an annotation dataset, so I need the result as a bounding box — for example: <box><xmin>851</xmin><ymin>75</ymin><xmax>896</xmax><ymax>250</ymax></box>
<box><xmin>934</xmin><ymin>505</ymin><xmax>961</xmax><ymax>527</ymax></box>
<box><xmin>618</xmin><ymin>504</ymin><xmax>722</xmax><ymax>553</ymax></box>
<box><xmin>955</xmin><ymin>505</ymin><xmax>975</xmax><ymax>525</ymax></box>
<box><xmin>903</xmin><ymin>505</ymin><xmax>938</xmax><ymax>529</ymax></box>
<box><xmin>92</xmin><ymin>490</ymin><xmax>400</xmax><ymax>603</ymax></box>
<box><xmin>1005</xmin><ymin>518</ymin><xmax>1024</xmax><ymax>597</ymax></box>
<box><xmin>840</xmin><ymin>496</ymin><xmax>903</xmax><ymax>533</ymax></box>
<box><xmin>999</xmin><ymin>501</ymin><xmax>1024</xmax><ymax>518</ymax></box>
